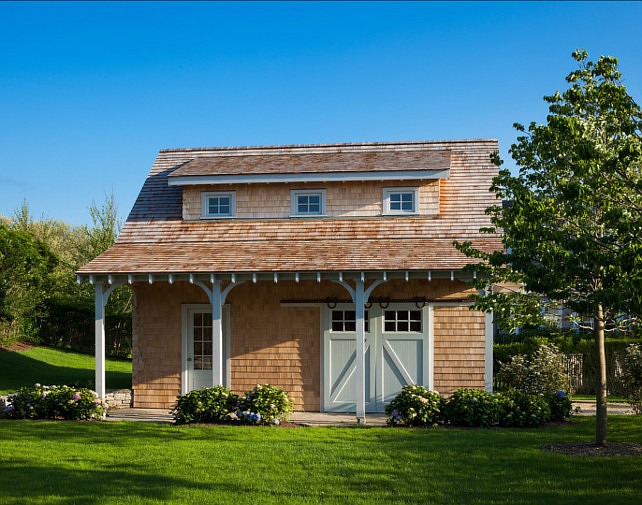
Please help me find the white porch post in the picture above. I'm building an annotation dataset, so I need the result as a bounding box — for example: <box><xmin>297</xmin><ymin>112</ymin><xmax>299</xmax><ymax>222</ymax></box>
<box><xmin>211</xmin><ymin>281</ymin><xmax>223</xmax><ymax>387</ymax></box>
<box><xmin>94</xmin><ymin>282</ymin><xmax>106</xmax><ymax>400</ymax></box>
<box><xmin>354</xmin><ymin>280</ymin><xmax>366</xmax><ymax>421</ymax></box>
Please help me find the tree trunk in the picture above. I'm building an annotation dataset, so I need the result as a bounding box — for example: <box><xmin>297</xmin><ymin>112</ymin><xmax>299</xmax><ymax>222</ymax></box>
<box><xmin>595</xmin><ymin>301</ymin><xmax>607</xmax><ymax>446</ymax></box>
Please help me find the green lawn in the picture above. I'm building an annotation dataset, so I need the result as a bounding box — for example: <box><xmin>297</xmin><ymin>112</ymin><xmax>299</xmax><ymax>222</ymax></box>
<box><xmin>0</xmin><ymin>416</ymin><xmax>640</xmax><ymax>504</ymax></box>
<box><xmin>573</xmin><ymin>394</ymin><xmax>628</xmax><ymax>403</ymax></box>
<box><xmin>0</xmin><ymin>346</ymin><xmax>131</xmax><ymax>395</ymax></box>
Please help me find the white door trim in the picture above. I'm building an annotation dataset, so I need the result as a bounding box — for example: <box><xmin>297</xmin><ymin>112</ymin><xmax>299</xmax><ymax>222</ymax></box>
<box><xmin>181</xmin><ymin>303</ymin><xmax>231</xmax><ymax>395</ymax></box>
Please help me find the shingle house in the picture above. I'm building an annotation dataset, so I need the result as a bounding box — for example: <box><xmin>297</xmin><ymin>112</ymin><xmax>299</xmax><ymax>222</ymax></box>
<box><xmin>78</xmin><ymin>139</ymin><xmax>502</xmax><ymax>421</ymax></box>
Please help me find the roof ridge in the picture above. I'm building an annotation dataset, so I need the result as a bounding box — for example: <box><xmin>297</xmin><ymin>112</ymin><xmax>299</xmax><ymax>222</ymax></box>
<box><xmin>158</xmin><ymin>138</ymin><xmax>498</xmax><ymax>154</ymax></box>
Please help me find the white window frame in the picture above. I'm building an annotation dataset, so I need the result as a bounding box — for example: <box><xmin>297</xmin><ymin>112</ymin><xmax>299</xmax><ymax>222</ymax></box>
<box><xmin>201</xmin><ymin>191</ymin><xmax>236</xmax><ymax>219</ymax></box>
<box><xmin>290</xmin><ymin>189</ymin><xmax>326</xmax><ymax>217</ymax></box>
<box><xmin>382</xmin><ymin>187</ymin><xmax>419</xmax><ymax>215</ymax></box>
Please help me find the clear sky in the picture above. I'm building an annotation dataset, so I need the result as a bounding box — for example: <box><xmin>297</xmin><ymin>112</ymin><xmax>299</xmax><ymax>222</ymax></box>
<box><xmin>1</xmin><ymin>1</ymin><xmax>640</xmax><ymax>226</ymax></box>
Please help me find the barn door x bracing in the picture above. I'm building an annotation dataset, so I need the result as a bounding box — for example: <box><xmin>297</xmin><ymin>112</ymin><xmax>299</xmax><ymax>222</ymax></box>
<box><xmin>323</xmin><ymin>304</ymin><xmax>431</xmax><ymax>412</ymax></box>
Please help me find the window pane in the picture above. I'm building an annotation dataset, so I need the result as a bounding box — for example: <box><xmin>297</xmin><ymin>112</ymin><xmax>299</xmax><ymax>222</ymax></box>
<box><xmin>194</xmin><ymin>313</ymin><xmax>202</xmax><ymax>326</ymax></box>
<box><xmin>193</xmin><ymin>327</ymin><xmax>202</xmax><ymax>341</ymax></box>
<box><xmin>203</xmin><ymin>342</ymin><xmax>212</xmax><ymax>356</ymax></box>
<box><xmin>410</xmin><ymin>321</ymin><xmax>421</xmax><ymax>332</ymax></box>
<box><xmin>202</xmin><ymin>356</ymin><xmax>212</xmax><ymax>370</ymax></box>
<box><xmin>309</xmin><ymin>203</ymin><xmax>320</xmax><ymax>213</ymax></box>
<box><xmin>309</xmin><ymin>195</ymin><xmax>320</xmax><ymax>204</ymax></box>
<box><xmin>385</xmin><ymin>321</ymin><xmax>396</xmax><ymax>332</ymax></box>
<box><xmin>410</xmin><ymin>310</ymin><xmax>421</xmax><ymax>321</ymax></box>
<box><xmin>402</xmin><ymin>193</ymin><xmax>413</xmax><ymax>202</ymax></box>
<box><xmin>202</xmin><ymin>327</ymin><xmax>212</xmax><ymax>341</ymax></box>
<box><xmin>332</xmin><ymin>310</ymin><xmax>342</xmax><ymax>320</ymax></box>
<box><xmin>194</xmin><ymin>342</ymin><xmax>203</xmax><ymax>355</ymax></box>
<box><xmin>397</xmin><ymin>321</ymin><xmax>409</xmax><ymax>331</ymax></box>
<box><xmin>401</xmin><ymin>200</ymin><xmax>414</xmax><ymax>211</ymax></box>
<box><xmin>390</xmin><ymin>200</ymin><xmax>401</xmax><ymax>210</ymax></box>
<box><xmin>332</xmin><ymin>321</ymin><xmax>343</xmax><ymax>331</ymax></box>
<box><xmin>345</xmin><ymin>321</ymin><xmax>356</xmax><ymax>332</ymax></box>
<box><xmin>345</xmin><ymin>311</ymin><xmax>355</xmax><ymax>321</ymax></box>
<box><xmin>390</xmin><ymin>194</ymin><xmax>401</xmax><ymax>202</ymax></box>
<box><xmin>194</xmin><ymin>357</ymin><xmax>203</xmax><ymax>369</ymax></box>
<box><xmin>202</xmin><ymin>314</ymin><xmax>212</xmax><ymax>327</ymax></box>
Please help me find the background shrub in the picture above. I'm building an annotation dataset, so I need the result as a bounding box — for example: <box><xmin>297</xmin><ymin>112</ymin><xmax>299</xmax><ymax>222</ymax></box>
<box><xmin>4</xmin><ymin>384</ymin><xmax>107</xmax><ymax>420</ymax></box>
<box><xmin>621</xmin><ymin>344</ymin><xmax>642</xmax><ymax>414</ymax></box>
<box><xmin>385</xmin><ymin>384</ymin><xmax>445</xmax><ymax>427</ymax></box>
<box><xmin>498</xmin><ymin>389</ymin><xmax>551</xmax><ymax>427</ymax></box>
<box><xmin>172</xmin><ymin>386</ymin><xmax>238</xmax><ymax>424</ymax></box>
<box><xmin>545</xmin><ymin>391</ymin><xmax>573</xmax><ymax>421</ymax></box>
<box><xmin>236</xmin><ymin>384</ymin><xmax>293</xmax><ymax>425</ymax></box>
<box><xmin>496</xmin><ymin>343</ymin><xmax>574</xmax><ymax>395</ymax></box>
<box><xmin>443</xmin><ymin>389</ymin><xmax>500</xmax><ymax>427</ymax></box>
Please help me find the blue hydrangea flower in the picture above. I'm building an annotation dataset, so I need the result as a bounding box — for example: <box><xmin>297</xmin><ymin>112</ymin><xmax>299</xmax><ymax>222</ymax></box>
<box><xmin>556</xmin><ymin>391</ymin><xmax>566</xmax><ymax>398</ymax></box>
<box><xmin>6</xmin><ymin>405</ymin><xmax>14</xmax><ymax>411</ymax></box>
<box><xmin>274</xmin><ymin>419</ymin><xmax>280</xmax><ymax>425</ymax></box>
<box><xmin>391</xmin><ymin>410</ymin><xmax>398</xmax><ymax>417</ymax></box>
<box><xmin>471</xmin><ymin>397</ymin><xmax>478</xmax><ymax>403</ymax></box>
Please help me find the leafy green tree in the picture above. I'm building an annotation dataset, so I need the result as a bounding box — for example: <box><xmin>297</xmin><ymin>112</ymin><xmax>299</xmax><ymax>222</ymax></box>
<box><xmin>456</xmin><ymin>50</ymin><xmax>642</xmax><ymax>445</ymax></box>
<box><xmin>0</xmin><ymin>222</ymin><xmax>57</xmax><ymax>345</ymax></box>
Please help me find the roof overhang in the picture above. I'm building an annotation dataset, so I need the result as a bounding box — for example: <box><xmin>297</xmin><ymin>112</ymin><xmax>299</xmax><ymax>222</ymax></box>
<box><xmin>167</xmin><ymin>169</ymin><xmax>450</xmax><ymax>186</ymax></box>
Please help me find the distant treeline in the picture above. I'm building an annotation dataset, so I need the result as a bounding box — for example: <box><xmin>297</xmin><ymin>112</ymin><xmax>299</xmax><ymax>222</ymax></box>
<box><xmin>0</xmin><ymin>195</ymin><xmax>131</xmax><ymax>358</ymax></box>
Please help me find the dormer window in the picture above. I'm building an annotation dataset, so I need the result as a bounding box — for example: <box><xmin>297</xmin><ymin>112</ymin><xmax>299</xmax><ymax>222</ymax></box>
<box><xmin>291</xmin><ymin>189</ymin><xmax>326</xmax><ymax>216</ymax></box>
<box><xmin>201</xmin><ymin>191</ymin><xmax>236</xmax><ymax>218</ymax></box>
<box><xmin>383</xmin><ymin>187</ymin><xmax>419</xmax><ymax>215</ymax></box>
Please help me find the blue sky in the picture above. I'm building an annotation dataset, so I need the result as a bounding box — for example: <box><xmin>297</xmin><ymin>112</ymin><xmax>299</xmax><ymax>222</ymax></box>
<box><xmin>1</xmin><ymin>1</ymin><xmax>640</xmax><ymax>226</ymax></box>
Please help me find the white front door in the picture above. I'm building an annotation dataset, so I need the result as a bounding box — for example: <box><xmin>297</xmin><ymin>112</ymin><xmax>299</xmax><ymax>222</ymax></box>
<box><xmin>323</xmin><ymin>303</ymin><xmax>430</xmax><ymax>412</ymax></box>
<box><xmin>182</xmin><ymin>305</ymin><xmax>230</xmax><ymax>393</ymax></box>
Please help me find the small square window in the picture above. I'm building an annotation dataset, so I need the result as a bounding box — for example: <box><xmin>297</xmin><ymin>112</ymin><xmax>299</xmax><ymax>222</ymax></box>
<box><xmin>331</xmin><ymin>309</ymin><xmax>369</xmax><ymax>332</ymax></box>
<box><xmin>383</xmin><ymin>188</ymin><xmax>418</xmax><ymax>215</ymax></box>
<box><xmin>384</xmin><ymin>309</ymin><xmax>422</xmax><ymax>332</ymax></box>
<box><xmin>201</xmin><ymin>192</ymin><xmax>236</xmax><ymax>218</ymax></box>
<box><xmin>291</xmin><ymin>190</ymin><xmax>325</xmax><ymax>216</ymax></box>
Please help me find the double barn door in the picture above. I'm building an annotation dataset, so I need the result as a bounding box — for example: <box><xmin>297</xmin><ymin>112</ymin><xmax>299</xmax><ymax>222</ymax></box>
<box><xmin>323</xmin><ymin>303</ymin><xmax>431</xmax><ymax>413</ymax></box>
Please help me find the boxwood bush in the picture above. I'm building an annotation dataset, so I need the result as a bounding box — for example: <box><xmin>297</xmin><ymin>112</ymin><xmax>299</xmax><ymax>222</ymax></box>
<box><xmin>385</xmin><ymin>385</ymin><xmax>445</xmax><ymax>427</ymax></box>
<box><xmin>236</xmin><ymin>384</ymin><xmax>294</xmax><ymax>425</ymax></box>
<box><xmin>3</xmin><ymin>384</ymin><xmax>107</xmax><ymax>420</ymax></box>
<box><xmin>172</xmin><ymin>386</ymin><xmax>238</xmax><ymax>424</ymax></box>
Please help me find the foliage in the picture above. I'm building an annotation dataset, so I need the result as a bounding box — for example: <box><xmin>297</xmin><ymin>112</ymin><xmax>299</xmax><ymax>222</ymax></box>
<box><xmin>384</xmin><ymin>384</ymin><xmax>445</xmax><ymax>427</ymax></box>
<box><xmin>497</xmin><ymin>389</ymin><xmax>551</xmax><ymax>427</ymax></box>
<box><xmin>455</xmin><ymin>49</ymin><xmax>642</xmax><ymax>444</ymax></box>
<box><xmin>3</xmin><ymin>383</ymin><xmax>107</xmax><ymax>420</ymax></box>
<box><xmin>496</xmin><ymin>343</ymin><xmax>574</xmax><ymax>395</ymax></box>
<box><xmin>0</xmin><ymin>222</ymin><xmax>57</xmax><ymax>345</ymax></box>
<box><xmin>545</xmin><ymin>391</ymin><xmax>573</xmax><ymax>421</ymax></box>
<box><xmin>236</xmin><ymin>384</ymin><xmax>294</xmax><ymax>425</ymax></box>
<box><xmin>0</xmin><ymin>193</ymin><xmax>132</xmax><ymax>355</ymax></box>
<box><xmin>172</xmin><ymin>386</ymin><xmax>239</xmax><ymax>424</ymax></box>
<box><xmin>621</xmin><ymin>343</ymin><xmax>642</xmax><ymax>414</ymax></box>
<box><xmin>443</xmin><ymin>389</ymin><xmax>500</xmax><ymax>427</ymax></box>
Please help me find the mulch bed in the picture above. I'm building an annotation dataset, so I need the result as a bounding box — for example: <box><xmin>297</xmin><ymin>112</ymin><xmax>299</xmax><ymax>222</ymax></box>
<box><xmin>0</xmin><ymin>341</ymin><xmax>38</xmax><ymax>352</ymax></box>
<box><xmin>540</xmin><ymin>442</ymin><xmax>642</xmax><ymax>457</ymax></box>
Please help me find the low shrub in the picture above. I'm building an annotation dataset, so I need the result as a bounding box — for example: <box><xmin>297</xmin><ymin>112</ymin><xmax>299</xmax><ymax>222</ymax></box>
<box><xmin>498</xmin><ymin>389</ymin><xmax>551</xmax><ymax>427</ymax></box>
<box><xmin>3</xmin><ymin>384</ymin><xmax>107</xmax><ymax>420</ymax></box>
<box><xmin>621</xmin><ymin>344</ymin><xmax>642</xmax><ymax>414</ymax></box>
<box><xmin>236</xmin><ymin>384</ymin><xmax>294</xmax><ymax>425</ymax></box>
<box><xmin>497</xmin><ymin>343</ymin><xmax>574</xmax><ymax>395</ymax></box>
<box><xmin>443</xmin><ymin>389</ymin><xmax>500</xmax><ymax>427</ymax></box>
<box><xmin>385</xmin><ymin>385</ymin><xmax>445</xmax><ymax>427</ymax></box>
<box><xmin>172</xmin><ymin>386</ymin><xmax>238</xmax><ymax>424</ymax></box>
<box><xmin>543</xmin><ymin>390</ymin><xmax>573</xmax><ymax>421</ymax></box>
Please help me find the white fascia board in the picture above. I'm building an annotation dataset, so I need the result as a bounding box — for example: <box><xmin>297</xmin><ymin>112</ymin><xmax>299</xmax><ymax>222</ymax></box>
<box><xmin>167</xmin><ymin>169</ymin><xmax>450</xmax><ymax>186</ymax></box>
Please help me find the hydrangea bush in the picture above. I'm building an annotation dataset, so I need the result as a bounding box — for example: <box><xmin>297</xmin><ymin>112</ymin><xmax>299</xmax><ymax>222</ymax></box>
<box><xmin>443</xmin><ymin>389</ymin><xmax>500</xmax><ymax>427</ymax></box>
<box><xmin>172</xmin><ymin>386</ymin><xmax>238</xmax><ymax>424</ymax></box>
<box><xmin>498</xmin><ymin>389</ymin><xmax>551</xmax><ymax>427</ymax></box>
<box><xmin>545</xmin><ymin>390</ymin><xmax>573</xmax><ymax>421</ymax></box>
<box><xmin>3</xmin><ymin>384</ymin><xmax>107</xmax><ymax>420</ymax></box>
<box><xmin>621</xmin><ymin>343</ymin><xmax>642</xmax><ymax>414</ymax></box>
<box><xmin>236</xmin><ymin>384</ymin><xmax>294</xmax><ymax>425</ymax></box>
<box><xmin>384</xmin><ymin>384</ymin><xmax>445</xmax><ymax>427</ymax></box>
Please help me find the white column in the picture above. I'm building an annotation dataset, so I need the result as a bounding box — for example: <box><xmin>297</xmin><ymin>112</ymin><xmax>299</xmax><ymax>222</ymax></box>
<box><xmin>485</xmin><ymin>311</ymin><xmax>494</xmax><ymax>392</ymax></box>
<box><xmin>354</xmin><ymin>279</ymin><xmax>366</xmax><ymax>422</ymax></box>
<box><xmin>211</xmin><ymin>281</ymin><xmax>224</xmax><ymax>387</ymax></box>
<box><xmin>94</xmin><ymin>282</ymin><xmax>106</xmax><ymax>400</ymax></box>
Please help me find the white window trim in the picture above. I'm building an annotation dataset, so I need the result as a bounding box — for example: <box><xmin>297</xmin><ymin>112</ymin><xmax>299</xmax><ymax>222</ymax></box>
<box><xmin>201</xmin><ymin>191</ymin><xmax>236</xmax><ymax>219</ymax></box>
<box><xmin>290</xmin><ymin>189</ymin><xmax>326</xmax><ymax>217</ymax></box>
<box><xmin>382</xmin><ymin>187</ymin><xmax>419</xmax><ymax>215</ymax></box>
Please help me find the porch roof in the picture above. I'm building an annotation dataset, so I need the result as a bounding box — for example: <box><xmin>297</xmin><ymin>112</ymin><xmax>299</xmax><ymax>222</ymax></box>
<box><xmin>77</xmin><ymin>236</ymin><xmax>502</xmax><ymax>276</ymax></box>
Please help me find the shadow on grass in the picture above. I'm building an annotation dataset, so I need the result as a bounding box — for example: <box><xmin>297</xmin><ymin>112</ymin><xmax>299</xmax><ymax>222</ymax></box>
<box><xmin>0</xmin><ymin>349</ymin><xmax>131</xmax><ymax>394</ymax></box>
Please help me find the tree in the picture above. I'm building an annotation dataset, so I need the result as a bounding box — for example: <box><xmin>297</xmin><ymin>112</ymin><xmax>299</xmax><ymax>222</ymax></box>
<box><xmin>455</xmin><ymin>50</ymin><xmax>642</xmax><ymax>446</ymax></box>
<box><xmin>0</xmin><ymin>222</ymin><xmax>57</xmax><ymax>345</ymax></box>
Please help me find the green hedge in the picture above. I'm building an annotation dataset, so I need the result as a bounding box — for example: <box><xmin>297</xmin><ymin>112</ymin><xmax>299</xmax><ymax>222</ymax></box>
<box><xmin>494</xmin><ymin>337</ymin><xmax>642</xmax><ymax>395</ymax></box>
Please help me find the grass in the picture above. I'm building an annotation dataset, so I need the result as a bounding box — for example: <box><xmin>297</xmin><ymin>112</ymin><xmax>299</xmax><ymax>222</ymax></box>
<box><xmin>0</xmin><ymin>346</ymin><xmax>131</xmax><ymax>395</ymax></box>
<box><xmin>0</xmin><ymin>417</ymin><xmax>640</xmax><ymax>505</ymax></box>
<box><xmin>573</xmin><ymin>394</ymin><xmax>628</xmax><ymax>403</ymax></box>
